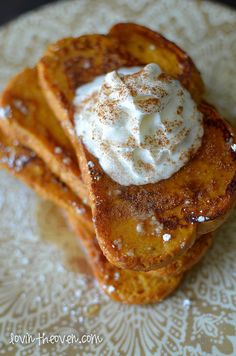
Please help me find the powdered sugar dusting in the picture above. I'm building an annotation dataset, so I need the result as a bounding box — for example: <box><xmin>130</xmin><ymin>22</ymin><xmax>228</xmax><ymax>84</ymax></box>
<box><xmin>71</xmin><ymin>201</ymin><xmax>86</xmax><ymax>215</ymax></box>
<box><xmin>0</xmin><ymin>149</ymin><xmax>33</xmax><ymax>172</ymax></box>
<box><xmin>63</xmin><ymin>157</ymin><xmax>72</xmax><ymax>165</ymax></box>
<box><xmin>197</xmin><ymin>216</ymin><xmax>209</xmax><ymax>222</ymax></box>
<box><xmin>106</xmin><ymin>285</ymin><xmax>115</xmax><ymax>294</ymax></box>
<box><xmin>163</xmin><ymin>233</ymin><xmax>171</xmax><ymax>242</ymax></box>
<box><xmin>87</xmin><ymin>161</ymin><xmax>94</xmax><ymax>168</ymax></box>
<box><xmin>0</xmin><ymin>106</ymin><xmax>11</xmax><ymax>119</ymax></box>
<box><xmin>136</xmin><ymin>223</ymin><xmax>143</xmax><ymax>233</ymax></box>
<box><xmin>13</xmin><ymin>99</ymin><xmax>28</xmax><ymax>115</ymax></box>
<box><xmin>54</xmin><ymin>146</ymin><xmax>62</xmax><ymax>154</ymax></box>
<box><xmin>112</xmin><ymin>238</ymin><xmax>122</xmax><ymax>250</ymax></box>
<box><xmin>231</xmin><ymin>143</ymin><xmax>236</xmax><ymax>152</ymax></box>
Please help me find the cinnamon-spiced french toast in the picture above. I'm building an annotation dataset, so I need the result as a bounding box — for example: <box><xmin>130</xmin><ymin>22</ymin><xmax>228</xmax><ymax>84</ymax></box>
<box><xmin>0</xmin><ymin>128</ymin><xmax>213</xmax><ymax>304</ymax></box>
<box><xmin>0</xmin><ymin>67</ymin><xmax>88</xmax><ymax>201</ymax></box>
<box><xmin>77</xmin><ymin>101</ymin><xmax>236</xmax><ymax>271</ymax></box>
<box><xmin>38</xmin><ymin>23</ymin><xmax>236</xmax><ymax>271</ymax></box>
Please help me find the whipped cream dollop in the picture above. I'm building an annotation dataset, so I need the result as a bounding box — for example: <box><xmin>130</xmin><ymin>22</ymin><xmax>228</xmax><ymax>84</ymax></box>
<box><xmin>74</xmin><ymin>64</ymin><xmax>203</xmax><ymax>186</ymax></box>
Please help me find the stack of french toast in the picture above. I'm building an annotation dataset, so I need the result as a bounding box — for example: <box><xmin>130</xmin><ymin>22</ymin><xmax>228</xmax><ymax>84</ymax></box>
<box><xmin>0</xmin><ymin>23</ymin><xmax>235</xmax><ymax>304</ymax></box>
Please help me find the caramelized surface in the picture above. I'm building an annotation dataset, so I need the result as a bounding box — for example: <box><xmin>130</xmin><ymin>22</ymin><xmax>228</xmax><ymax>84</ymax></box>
<box><xmin>0</xmin><ymin>68</ymin><xmax>88</xmax><ymax>201</ymax></box>
<box><xmin>38</xmin><ymin>23</ymin><xmax>236</xmax><ymax>271</ymax></box>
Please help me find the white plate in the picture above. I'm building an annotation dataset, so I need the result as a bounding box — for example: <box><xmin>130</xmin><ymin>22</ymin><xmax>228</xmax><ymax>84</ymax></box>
<box><xmin>0</xmin><ymin>0</ymin><xmax>236</xmax><ymax>354</ymax></box>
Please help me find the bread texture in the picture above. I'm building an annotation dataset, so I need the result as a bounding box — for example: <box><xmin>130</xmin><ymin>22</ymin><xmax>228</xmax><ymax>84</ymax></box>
<box><xmin>0</xmin><ymin>67</ymin><xmax>88</xmax><ymax>201</ymax></box>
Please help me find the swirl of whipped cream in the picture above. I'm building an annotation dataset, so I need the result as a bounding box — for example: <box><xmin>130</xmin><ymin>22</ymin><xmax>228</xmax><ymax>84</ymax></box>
<box><xmin>74</xmin><ymin>64</ymin><xmax>203</xmax><ymax>186</ymax></box>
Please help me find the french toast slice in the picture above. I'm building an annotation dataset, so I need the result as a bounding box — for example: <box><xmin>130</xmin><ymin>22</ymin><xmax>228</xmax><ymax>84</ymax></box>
<box><xmin>0</xmin><ymin>67</ymin><xmax>88</xmax><ymax>202</ymax></box>
<box><xmin>37</xmin><ymin>23</ymin><xmax>236</xmax><ymax>271</ymax></box>
<box><xmin>0</xmin><ymin>128</ymin><xmax>213</xmax><ymax>304</ymax></box>
<box><xmin>78</xmin><ymin>102</ymin><xmax>236</xmax><ymax>271</ymax></box>
<box><xmin>0</xmin><ymin>128</ymin><xmax>91</xmax><ymax>225</ymax></box>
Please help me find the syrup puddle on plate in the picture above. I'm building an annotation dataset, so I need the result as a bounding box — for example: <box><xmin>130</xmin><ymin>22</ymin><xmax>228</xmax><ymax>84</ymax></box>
<box><xmin>36</xmin><ymin>199</ymin><xmax>93</xmax><ymax>276</ymax></box>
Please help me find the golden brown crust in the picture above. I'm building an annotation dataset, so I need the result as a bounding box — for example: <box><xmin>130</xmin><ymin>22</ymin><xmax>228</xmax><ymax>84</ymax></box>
<box><xmin>37</xmin><ymin>23</ymin><xmax>236</xmax><ymax>271</ymax></box>
<box><xmin>0</xmin><ymin>67</ymin><xmax>88</xmax><ymax>201</ymax></box>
